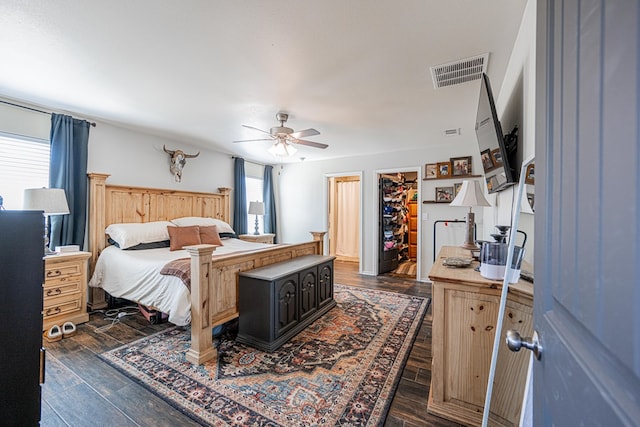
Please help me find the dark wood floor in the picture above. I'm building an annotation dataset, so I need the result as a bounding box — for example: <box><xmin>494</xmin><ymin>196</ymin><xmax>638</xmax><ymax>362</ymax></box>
<box><xmin>41</xmin><ymin>261</ymin><xmax>461</xmax><ymax>427</ymax></box>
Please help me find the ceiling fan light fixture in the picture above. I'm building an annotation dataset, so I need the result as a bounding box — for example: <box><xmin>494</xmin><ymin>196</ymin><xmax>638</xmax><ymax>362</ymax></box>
<box><xmin>268</xmin><ymin>141</ymin><xmax>297</xmax><ymax>157</ymax></box>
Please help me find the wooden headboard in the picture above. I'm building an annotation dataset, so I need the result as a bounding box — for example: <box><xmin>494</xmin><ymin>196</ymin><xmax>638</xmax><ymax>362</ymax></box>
<box><xmin>87</xmin><ymin>173</ymin><xmax>232</xmax><ymax>269</ymax></box>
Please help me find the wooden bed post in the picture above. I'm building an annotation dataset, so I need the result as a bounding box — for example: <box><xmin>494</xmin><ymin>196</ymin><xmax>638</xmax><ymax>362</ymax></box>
<box><xmin>310</xmin><ymin>231</ymin><xmax>326</xmax><ymax>255</ymax></box>
<box><xmin>217</xmin><ymin>187</ymin><xmax>231</xmax><ymax>222</ymax></box>
<box><xmin>88</xmin><ymin>173</ymin><xmax>110</xmax><ymax>269</ymax></box>
<box><xmin>184</xmin><ymin>244</ymin><xmax>218</xmax><ymax>365</ymax></box>
<box><xmin>87</xmin><ymin>173</ymin><xmax>110</xmax><ymax>310</ymax></box>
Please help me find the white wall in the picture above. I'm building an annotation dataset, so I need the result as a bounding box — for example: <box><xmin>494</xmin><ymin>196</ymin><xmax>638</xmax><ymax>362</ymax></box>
<box><xmin>88</xmin><ymin>122</ymin><xmax>233</xmax><ymax>192</ymax></box>
<box><xmin>488</xmin><ymin>0</ymin><xmax>536</xmax><ymax>267</ymax></box>
<box><xmin>0</xmin><ymin>99</ymin><xmax>239</xmax><ymax>255</ymax></box>
<box><xmin>0</xmin><ymin>102</ymin><xmax>50</xmax><ymax>139</ymax></box>
<box><xmin>0</xmin><ymin>99</ymin><xmax>235</xmax><ymax>196</ymax></box>
<box><xmin>277</xmin><ymin>142</ymin><xmax>485</xmax><ymax>279</ymax></box>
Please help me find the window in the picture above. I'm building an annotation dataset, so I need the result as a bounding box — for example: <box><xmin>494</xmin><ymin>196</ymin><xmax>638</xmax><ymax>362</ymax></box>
<box><xmin>0</xmin><ymin>134</ymin><xmax>50</xmax><ymax>209</ymax></box>
<box><xmin>244</xmin><ymin>161</ymin><xmax>265</xmax><ymax>234</ymax></box>
<box><xmin>246</xmin><ymin>176</ymin><xmax>264</xmax><ymax>234</ymax></box>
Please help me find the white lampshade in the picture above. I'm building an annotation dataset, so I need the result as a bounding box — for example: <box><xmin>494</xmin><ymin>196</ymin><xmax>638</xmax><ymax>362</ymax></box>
<box><xmin>248</xmin><ymin>201</ymin><xmax>265</xmax><ymax>216</ymax></box>
<box><xmin>449</xmin><ymin>180</ymin><xmax>491</xmax><ymax>208</ymax></box>
<box><xmin>268</xmin><ymin>141</ymin><xmax>297</xmax><ymax>157</ymax></box>
<box><xmin>23</xmin><ymin>188</ymin><xmax>70</xmax><ymax>215</ymax></box>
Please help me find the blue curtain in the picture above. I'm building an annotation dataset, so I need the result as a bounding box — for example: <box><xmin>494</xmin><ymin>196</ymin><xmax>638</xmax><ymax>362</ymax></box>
<box><xmin>233</xmin><ymin>157</ymin><xmax>247</xmax><ymax>235</ymax></box>
<box><xmin>49</xmin><ymin>114</ymin><xmax>90</xmax><ymax>248</ymax></box>
<box><xmin>263</xmin><ymin>165</ymin><xmax>277</xmax><ymax>243</ymax></box>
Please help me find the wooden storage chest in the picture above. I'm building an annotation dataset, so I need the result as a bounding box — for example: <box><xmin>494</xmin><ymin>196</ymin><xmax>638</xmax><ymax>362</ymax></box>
<box><xmin>237</xmin><ymin>254</ymin><xmax>336</xmax><ymax>351</ymax></box>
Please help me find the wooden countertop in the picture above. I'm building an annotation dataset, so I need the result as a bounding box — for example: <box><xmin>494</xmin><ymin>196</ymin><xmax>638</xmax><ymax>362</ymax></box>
<box><xmin>429</xmin><ymin>246</ymin><xmax>533</xmax><ymax>298</ymax></box>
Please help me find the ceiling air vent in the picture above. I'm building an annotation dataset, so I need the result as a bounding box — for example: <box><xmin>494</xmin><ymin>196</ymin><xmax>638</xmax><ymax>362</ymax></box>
<box><xmin>430</xmin><ymin>53</ymin><xmax>489</xmax><ymax>89</ymax></box>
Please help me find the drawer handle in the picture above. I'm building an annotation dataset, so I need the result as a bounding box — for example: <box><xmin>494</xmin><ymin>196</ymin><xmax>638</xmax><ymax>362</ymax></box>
<box><xmin>46</xmin><ymin>288</ymin><xmax>62</xmax><ymax>297</ymax></box>
<box><xmin>45</xmin><ymin>307</ymin><xmax>61</xmax><ymax>316</ymax></box>
<box><xmin>47</xmin><ymin>270</ymin><xmax>62</xmax><ymax>278</ymax></box>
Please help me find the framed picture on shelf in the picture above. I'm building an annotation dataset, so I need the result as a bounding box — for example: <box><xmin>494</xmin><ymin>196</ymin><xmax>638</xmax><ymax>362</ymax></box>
<box><xmin>490</xmin><ymin>148</ymin><xmax>503</xmax><ymax>166</ymax></box>
<box><xmin>525</xmin><ymin>163</ymin><xmax>535</xmax><ymax>185</ymax></box>
<box><xmin>435</xmin><ymin>186</ymin><xmax>454</xmax><ymax>202</ymax></box>
<box><xmin>425</xmin><ymin>163</ymin><xmax>438</xmax><ymax>179</ymax></box>
<box><xmin>481</xmin><ymin>149</ymin><xmax>494</xmax><ymax>171</ymax></box>
<box><xmin>436</xmin><ymin>161</ymin><xmax>451</xmax><ymax>178</ymax></box>
<box><xmin>450</xmin><ymin>156</ymin><xmax>472</xmax><ymax>176</ymax></box>
<box><xmin>454</xmin><ymin>182</ymin><xmax>463</xmax><ymax>197</ymax></box>
<box><xmin>486</xmin><ymin>175</ymin><xmax>498</xmax><ymax>192</ymax></box>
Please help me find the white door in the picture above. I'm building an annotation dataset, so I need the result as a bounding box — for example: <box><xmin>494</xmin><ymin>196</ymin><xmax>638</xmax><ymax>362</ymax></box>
<box><xmin>327</xmin><ymin>175</ymin><xmax>361</xmax><ymax>263</ymax></box>
<box><xmin>534</xmin><ymin>1</ymin><xmax>640</xmax><ymax>424</ymax></box>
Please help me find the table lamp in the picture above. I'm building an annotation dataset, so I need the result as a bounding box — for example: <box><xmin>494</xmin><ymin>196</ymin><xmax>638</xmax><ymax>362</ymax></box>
<box><xmin>449</xmin><ymin>180</ymin><xmax>490</xmax><ymax>250</ymax></box>
<box><xmin>23</xmin><ymin>188</ymin><xmax>70</xmax><ymax>255</ymax></box>
<box><xmin>248</xmin><ymin>201</ymin><xmax>265</xmax><ymax>235</ymax></box>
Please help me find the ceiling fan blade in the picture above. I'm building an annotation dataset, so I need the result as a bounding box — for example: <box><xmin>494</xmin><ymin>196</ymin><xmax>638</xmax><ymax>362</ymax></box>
<box><xmin>290</xmin><ymin>128</ymin><xmax>320</xmax><ymax>139</ymax></box>
<box><xmin>232</xmin><ymin>138</ymin><xmax>274</xmax><ymax>143</ymax></box>
<box><xmin>291</xmin><ymin>139</ymin><xmax>329</xmax><ymax>149</ymax></box>
<box><xmin>242</xmin><ymin>124</ymin><xmax>272</xmax><ymax>135</ymax></box>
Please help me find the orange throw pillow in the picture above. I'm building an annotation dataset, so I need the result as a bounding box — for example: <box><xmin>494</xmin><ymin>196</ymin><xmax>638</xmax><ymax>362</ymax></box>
<box><xmin>199</xmin><ymin>225</ymin><xmax>223</xmax><ymax>246</ymax></box>
<box><xmin>167</xmin><ymin>225</ymin><xmax>201</xmax><ymax>251</ymax></box>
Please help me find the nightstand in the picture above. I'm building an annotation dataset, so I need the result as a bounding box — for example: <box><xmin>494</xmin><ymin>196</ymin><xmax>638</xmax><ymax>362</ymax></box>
<box><xmin>238</xmin><ymin>233</ymin><xmax>275</xmax><ymax>244</ymax></box>
<box><xmin>43</xmin><ymin>251</ymin><xmax>91</xmax><ymax>331</ymax></box>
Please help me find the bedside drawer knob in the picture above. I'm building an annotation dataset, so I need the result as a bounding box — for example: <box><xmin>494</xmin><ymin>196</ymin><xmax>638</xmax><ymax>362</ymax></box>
<box><xmin>45</xmin><ymin>307</ymin><xmax>62</xmax><ymax>316</ymax></box>
<box><xmin>46</xmin><ymin>288</ymin><xmax>62</xmax><ymax>297</ymax></box>
<box><xmin>47</xmin><ymin>270</ymin><xmax>62</xmax><ymax>278</ymax></box>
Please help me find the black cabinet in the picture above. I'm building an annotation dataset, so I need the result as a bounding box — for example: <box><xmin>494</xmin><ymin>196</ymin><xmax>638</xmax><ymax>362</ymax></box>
<box><xmin>238</xmin><ymin>255</ymin><xmax>336</xmax><ymax>351</ymax></box>
<box><xmin>0</xmin><ymin>211</ymin><xmax>44</xmax><ymax>425</ymax></box>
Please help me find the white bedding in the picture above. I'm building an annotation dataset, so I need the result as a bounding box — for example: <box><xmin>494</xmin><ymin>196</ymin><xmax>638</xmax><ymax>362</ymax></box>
<box><xmin>88</xmin><ymin>238</ymin><xmax>273</xmax><ymax>325</ymax></box>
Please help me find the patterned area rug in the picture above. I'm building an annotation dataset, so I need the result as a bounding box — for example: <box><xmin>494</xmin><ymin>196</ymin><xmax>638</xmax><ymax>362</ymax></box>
<box><xmin>100</xmin><ymin>284</ymin><xmax>430</xmax><ymax>426</ymax></box>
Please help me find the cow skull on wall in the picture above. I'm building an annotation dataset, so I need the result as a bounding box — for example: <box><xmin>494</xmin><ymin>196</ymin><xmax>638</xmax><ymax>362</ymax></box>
<box><xmin>163</xmin><ymin>145</ymin><xmax>200</xmax><ymax>182</ymax></box>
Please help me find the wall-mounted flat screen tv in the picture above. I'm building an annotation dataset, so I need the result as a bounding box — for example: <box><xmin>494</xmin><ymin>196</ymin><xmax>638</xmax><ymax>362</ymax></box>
<box><xmin>475</xmin><ymin>73</ymin><xmax>516</xmax><ymax>193</ymax></box>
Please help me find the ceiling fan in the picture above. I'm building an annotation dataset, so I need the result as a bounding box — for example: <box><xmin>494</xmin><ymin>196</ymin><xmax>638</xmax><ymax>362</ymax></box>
<box><xmin>233</xmin><ymin>112</ymin><xmax>328</xmax><ymax>157</ymax></box>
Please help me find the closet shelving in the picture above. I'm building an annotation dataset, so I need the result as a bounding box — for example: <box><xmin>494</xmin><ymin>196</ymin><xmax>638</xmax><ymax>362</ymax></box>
<box><xmin>380</xmin><ymin>175</ymin><xmax>411</xmax><ymax>273</ymax></box>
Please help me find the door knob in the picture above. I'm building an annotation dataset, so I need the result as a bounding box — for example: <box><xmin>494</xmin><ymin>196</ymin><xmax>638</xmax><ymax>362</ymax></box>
<box><xmin>506</xmin><ymin>329</ymin><xmax>542</xmax><ymax>360</ymax></box>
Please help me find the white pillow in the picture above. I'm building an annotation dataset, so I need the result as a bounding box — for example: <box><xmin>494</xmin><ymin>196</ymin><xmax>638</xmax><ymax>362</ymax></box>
<box><xmin>105</xmin><ymin>221</ymin><xmax>173</xmax><ymax>249</ymax></box>
<box><xmin>171</xmin><ymin>217</ymin><xmax>235</xmax><ymax>234</ymax></box>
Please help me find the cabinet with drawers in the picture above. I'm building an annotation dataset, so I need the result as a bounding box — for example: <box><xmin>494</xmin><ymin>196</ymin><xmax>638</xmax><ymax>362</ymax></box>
<box><xmin>428</xmin><ymin>246</ymin><xmax>533</xmax><ymax>426</ymax></box>
<box><xmin>43</xmin><ymin>252</ymin><xmax>91</xmax><ymax>331</ymax></box>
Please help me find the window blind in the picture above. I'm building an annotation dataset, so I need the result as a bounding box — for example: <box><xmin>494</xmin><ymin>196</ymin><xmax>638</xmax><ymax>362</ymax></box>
<box><xmin>0</xmin><ymin>134</ymin><xmax>50</xmax><ymax>209</ymax></box>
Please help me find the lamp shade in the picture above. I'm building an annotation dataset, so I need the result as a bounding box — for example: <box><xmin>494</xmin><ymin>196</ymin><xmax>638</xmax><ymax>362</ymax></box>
<box><xmin>248</xmin><ymin>201</ymin><xmax>265</xmax><ymax>216</ymax></box>
<box><xmin>23</xmin><ymin>188</ymin><xmax>70</xmax><ymax>215</ymax></box>
<box><xmin>268</xmin><ymin>141</ymin><xmax>297</xmax><ymax>157</ymax></box>
<box><xmin>449</xmin><ymin>180</ymin><xmax>491</xmax><ymax>208</ymax></box>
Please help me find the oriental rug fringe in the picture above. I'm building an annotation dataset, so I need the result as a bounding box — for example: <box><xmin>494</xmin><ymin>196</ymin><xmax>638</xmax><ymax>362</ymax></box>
<box><xmin>100</xmin><ymin>284</ymin><xmax>430</xmax><ymax>426</ymax></box>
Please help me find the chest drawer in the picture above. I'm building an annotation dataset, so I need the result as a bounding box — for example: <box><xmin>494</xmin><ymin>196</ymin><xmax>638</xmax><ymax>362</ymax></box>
<box><xmin>43</xmin><ymin>293</ymin><xmax>82</xmax><ymax>320</ymax></box>
<box><xmin>43</xmin><ymin>278</ymin><xmax>82</xmax><ymax>298</ymax></box>
<box><xmin>44</xmin><ymin>261</ymin><xmax>82</xmax><ymax>284</ymax></box>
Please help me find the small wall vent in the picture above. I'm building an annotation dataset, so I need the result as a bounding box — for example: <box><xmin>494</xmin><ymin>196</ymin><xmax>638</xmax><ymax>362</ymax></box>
<box><xmin>430</xmin><ymin>53</ymin><xmax>489</xmax><ymax>89</ymax></box>
<box><xmin>444</xmin><ymin>128</ymin><xmax>461</xmax><ymax>137</ymax></box>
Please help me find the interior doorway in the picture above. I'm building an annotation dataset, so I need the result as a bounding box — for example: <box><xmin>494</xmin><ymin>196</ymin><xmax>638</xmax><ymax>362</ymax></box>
<box><xmin>378</xmin><ymin>171</ymin><xmax>418</xmax><ymax>278</ymax></box>
<box><xmin>327</xmin><ymin>175</ymin><xmax>361</xmax><ymax>265</ymax></box>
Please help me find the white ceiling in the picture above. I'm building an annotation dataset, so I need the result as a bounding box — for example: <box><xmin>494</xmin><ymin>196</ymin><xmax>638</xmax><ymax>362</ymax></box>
<box><xmin>0</xmin><ymin>1</ymin><xmax>528</xmax><ymax>164</ymax></box>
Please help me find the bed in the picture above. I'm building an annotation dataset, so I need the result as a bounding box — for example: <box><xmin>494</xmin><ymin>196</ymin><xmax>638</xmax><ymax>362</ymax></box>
<box><xmin>86</xmin><ymin>173</ymin><xmax>324</xmax><ymax>364</ymax></box>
